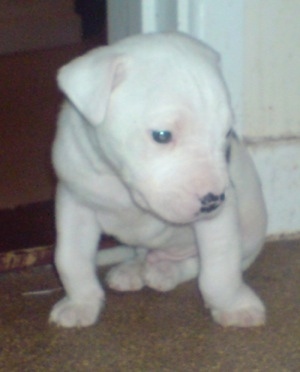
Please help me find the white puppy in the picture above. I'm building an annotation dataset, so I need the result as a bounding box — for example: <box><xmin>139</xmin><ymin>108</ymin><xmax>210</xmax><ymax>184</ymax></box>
<box><xmin>49</xmin><ymin>32</ymin><xmax>267</xmax><ymax>328</ymax></box>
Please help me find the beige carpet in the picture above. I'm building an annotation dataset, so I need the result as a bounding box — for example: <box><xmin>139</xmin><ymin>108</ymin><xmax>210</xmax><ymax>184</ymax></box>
<box><xmin>0</xmin><ymin>240</ymin><xmax>299</xmax><ymax>371</ymax></box>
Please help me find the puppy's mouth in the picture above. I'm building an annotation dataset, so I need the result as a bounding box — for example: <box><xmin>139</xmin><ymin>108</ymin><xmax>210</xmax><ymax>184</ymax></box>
<box><xmin>130</xmin><ymin>189</ymin><xmax>150</xmax><ymax>210</ymax></box>
<box><xmin>194</xmin><ymin>202</ymin><xmax>224</xmax><ymax>221</ymax></box>
<box><xmin>130</xmin><ymin>188</ymin><xmax>223</xmax><ymax>225</ymax></box>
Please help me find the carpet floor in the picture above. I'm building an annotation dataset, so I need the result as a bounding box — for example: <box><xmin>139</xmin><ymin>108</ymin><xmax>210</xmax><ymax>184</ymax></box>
<box><xmin>0</xmin><ymin>240</ymin><xmax>299</xmax><ymax>371</ymax></box>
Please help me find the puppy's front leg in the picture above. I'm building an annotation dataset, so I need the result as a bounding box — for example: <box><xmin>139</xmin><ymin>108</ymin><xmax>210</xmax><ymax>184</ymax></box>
<box><xmin>196</xmin><ymin>189</ymin><xmax>266</xmax><ymax>327</ymax></box>
<box><xmin>49</xmin><ymin>185</ymin><xmax>104</xmax><ymax>327</ymax></box>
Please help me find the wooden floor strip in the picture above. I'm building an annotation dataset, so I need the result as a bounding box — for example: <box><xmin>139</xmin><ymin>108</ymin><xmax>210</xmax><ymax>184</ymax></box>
<box><xmin>0</xmin><ymin>235</ymin><xmax>119</xmax><ymax>273</ymax></box>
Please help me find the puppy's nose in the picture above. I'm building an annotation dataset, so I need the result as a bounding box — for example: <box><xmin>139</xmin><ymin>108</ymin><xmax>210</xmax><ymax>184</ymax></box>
<box><xmin>200</xmin><ymin>192</ymin><xmax>225</xmax><ymax>213</ymax></box>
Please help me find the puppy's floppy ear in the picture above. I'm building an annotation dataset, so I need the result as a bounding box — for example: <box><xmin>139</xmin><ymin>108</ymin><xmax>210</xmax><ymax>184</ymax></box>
<box><xmin>201</xmin><ymin>43</ymin><xmax>221</xmax><ymax>67</ymax></box>
<box><xmin>57</xmin><ymin>47</ymin><xmax>126</xmax><ymax>125</ymax></box>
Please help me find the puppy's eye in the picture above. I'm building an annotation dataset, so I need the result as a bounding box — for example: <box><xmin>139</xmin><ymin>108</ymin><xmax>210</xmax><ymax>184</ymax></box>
<box><xmin>226</xmin><ymin>129</ymin><xmax>233</xmax><ymax>138</ymax></box>
<box><xmin>225</xmin><ymin>143</ymin><xmax>231</xmax><ymax>163</ymax></box>
<box><xmin>152</xmin><ymin>130</ymin><xmax>172</xmax><ymax>144</ymax></box>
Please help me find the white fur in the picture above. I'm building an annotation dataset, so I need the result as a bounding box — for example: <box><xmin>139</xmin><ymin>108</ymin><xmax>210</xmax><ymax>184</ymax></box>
<box><xmin>49</xmin><ymin>32</ymin><xmax>267</xmax><ymax>328</ymax></box>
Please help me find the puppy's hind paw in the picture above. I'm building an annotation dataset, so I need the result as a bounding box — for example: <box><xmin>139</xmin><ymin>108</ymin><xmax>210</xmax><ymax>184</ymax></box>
<box><xmin>144</xmin><ymin>260</ymin><xmax>180</xmax><ymax>292</ymax></box>
<box><xmin>49</xmin><ymin>296</ymin><xmax>103</xmax><ymax>328</ymax></box>
<box><xmin>106</xmin><ymin>261</ymin><xmax>145</xmax><ymax>291</ymax></box>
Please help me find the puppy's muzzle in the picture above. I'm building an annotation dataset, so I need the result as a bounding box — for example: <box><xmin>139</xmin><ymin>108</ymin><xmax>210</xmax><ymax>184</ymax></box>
<box><xmin>199</xmin><ymin>192</ymin><xmax>225</xmax><ymax>213</ymax></box>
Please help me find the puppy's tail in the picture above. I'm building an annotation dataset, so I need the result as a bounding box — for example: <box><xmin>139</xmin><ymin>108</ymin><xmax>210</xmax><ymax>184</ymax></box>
<box><xmin>96</xmin><ymin>246</ymin><xmax>137</xmax><ymax>266</ymax></box>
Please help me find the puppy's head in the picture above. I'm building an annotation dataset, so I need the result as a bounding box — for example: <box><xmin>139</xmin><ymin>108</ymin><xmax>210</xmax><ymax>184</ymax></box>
<box><xmin>58</xmin><ymin>33</ymin><xmax>233</xmax><ymax>224</ymax></box>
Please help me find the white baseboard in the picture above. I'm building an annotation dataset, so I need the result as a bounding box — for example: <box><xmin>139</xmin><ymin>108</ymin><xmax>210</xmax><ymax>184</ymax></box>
<box><xmin>248</xmin><ymin>139</ymin><xmax>300</xmax><ymax>237</ymax></box>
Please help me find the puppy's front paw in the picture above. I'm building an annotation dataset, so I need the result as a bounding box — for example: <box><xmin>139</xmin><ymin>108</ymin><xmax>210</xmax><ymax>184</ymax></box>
<box><xmin>106</xmin><ymin>261</ymin><xmax>145</xmax><ymax>291</ymax></box>
<box><xmin>211</xmin><ymin>286</ymin><xmax>266</xmax><ymax>327</ymax></box>
<box><xmin>212</xmin><ymin>307</ymin><xmax>265</xmax><ymax>327</ymax></box>
<box><xmin>49</xmin><ymin>296</ymin><xmax>103</xmax><ymax>328</ymax></box>
<box><xmin>144</xmin><ymin>260</ymin><xmax>180</xmax><ymax>292</ymax></box>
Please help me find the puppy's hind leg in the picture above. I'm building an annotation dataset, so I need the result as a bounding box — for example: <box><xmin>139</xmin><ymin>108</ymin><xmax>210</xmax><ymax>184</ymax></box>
<box><xmin>144</xmin><ymin>256</ymin><xmax>199</xmax><ymax>292</ymax></box>
<box><xmin>97</xmin><ymin>245</ymin><xmax>137</xmax><ymax>266</ymax></box>
<box><xmin>106</xmin><ymin>248</ymin><xmax>199</xmax><ymax>292</ymax></box>
<box><xmin>106</xmin><ymin>248</ymin><xmax>147</xmax><ymax>291</ymax></box>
